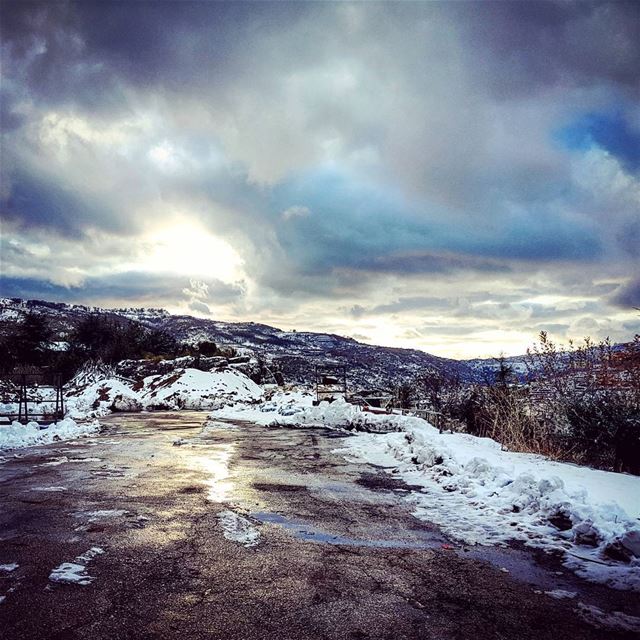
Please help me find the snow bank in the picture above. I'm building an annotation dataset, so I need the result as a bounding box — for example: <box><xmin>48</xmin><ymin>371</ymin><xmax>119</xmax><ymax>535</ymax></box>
<box><xmin>340</xmin><ymin>421</ymin><xmax>640</xmax><ymax>591</ymax></box>
<box><xmin>210</xmin><ymin>388</ymin><xmax>325</xmax><ymax>425</ymax></box>
<box><xmin>0</xmin><ymin>418</ymin><xmax>100</xmax><ymax>451</ymax></box>
<box><xmin>212</xmin><ymin>393</ymin><xmax>414</xmax><ymax>433</ymax></box>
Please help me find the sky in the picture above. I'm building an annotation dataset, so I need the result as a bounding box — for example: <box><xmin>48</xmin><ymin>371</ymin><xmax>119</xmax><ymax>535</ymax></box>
<box><xmin>1</xmin><ymin>1</ymin><xmax>639</xmax><ymax>359</ymax></box>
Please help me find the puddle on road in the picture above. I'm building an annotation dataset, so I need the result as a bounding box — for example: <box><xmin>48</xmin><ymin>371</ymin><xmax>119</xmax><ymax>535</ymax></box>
<box><xmin>252</xmin><ymin>511</ymin><xmax>446</xmax><ymax>550</ymax></box>
<box><xmin>250</xmin><ymin>510</ymin><xmax>610</xmax><ymax>597</ymax></box>
<box><xmin>190</xmin><ymin>444</ymin><xmax>235</xmax><ymax>502</ymax></box>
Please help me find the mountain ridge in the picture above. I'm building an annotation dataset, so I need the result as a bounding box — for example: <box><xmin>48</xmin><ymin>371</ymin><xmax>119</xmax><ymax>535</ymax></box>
<box><xmin>0</xmin><ymin>297</ymin><xmax>524</xmax><ymax>387</ymax></box>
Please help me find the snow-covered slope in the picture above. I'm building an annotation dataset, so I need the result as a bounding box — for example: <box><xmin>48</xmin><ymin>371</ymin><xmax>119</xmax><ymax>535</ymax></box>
<box><xmin>464</xmin><ymin>354</ymin><xmax>532</xmax><ymax>382</ymax></box>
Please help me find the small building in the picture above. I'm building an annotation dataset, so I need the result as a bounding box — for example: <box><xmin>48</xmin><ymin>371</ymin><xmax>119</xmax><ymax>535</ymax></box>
<box><xmin>314</xmin><ymin>364</ymin><xmax>347</xmax><ymax>404</ymax></box>
<box><xmin>350</xmin><ymin>389</ymin><xmax>395</xmax><ymax>412</ymax></box>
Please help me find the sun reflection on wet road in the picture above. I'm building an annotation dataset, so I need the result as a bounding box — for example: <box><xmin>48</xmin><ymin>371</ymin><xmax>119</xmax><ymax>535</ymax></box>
<box><xmin>192</xmin><ymin>444</ymin><xmax>235</xmax><ymax>502</ymax></box>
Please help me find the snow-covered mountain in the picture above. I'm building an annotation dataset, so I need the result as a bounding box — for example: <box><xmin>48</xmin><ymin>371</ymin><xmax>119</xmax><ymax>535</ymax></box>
<box><xmin>0</xmin><ymin>297</ymin><xmax>505</xmax><ymax>387</ymax></box>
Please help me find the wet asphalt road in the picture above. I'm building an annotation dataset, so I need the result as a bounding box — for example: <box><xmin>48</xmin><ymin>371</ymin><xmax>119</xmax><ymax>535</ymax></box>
<box><xmin>0</xmin><ymin>411</ymin><xmax>638</xmax><ymax>640</ymax></box>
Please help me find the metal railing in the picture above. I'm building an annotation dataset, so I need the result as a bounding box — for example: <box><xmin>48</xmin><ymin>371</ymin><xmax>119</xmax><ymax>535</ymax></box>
<box><xmin>1</xmin><ymin>373</ymin><xmax>65</xmax><ymax>424</ymax></box>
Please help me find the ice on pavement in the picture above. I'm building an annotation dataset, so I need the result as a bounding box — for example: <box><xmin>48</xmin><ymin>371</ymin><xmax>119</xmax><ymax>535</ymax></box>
<box><xmin>545</xmin><ymin>589</ymin><xmax>577</xmax><ymax>599</ymax></box>
<box><xmin>40</xmin><ymin>456</ymin><xmax>70</xmax><ymax>466</ymax></box>
<box><xmin>40</xmin><ymin>456</ymin><xmax>102</xmax><ymax>466</ymax></box>
<box><xmin>49</xmin><ymin>547</ymin><xmax>105</xmax><ymax>586</ymax></box>
<box><xmin>32</xmin><ymin>486</ymin><xmax>68</xmax><ymax>492</ymax></box>
<box><xmin>76</xmin><ymin>509</ymin><xmax>129</xmax><ymax>521</ymax></box>
<box><xmin>218</xmin><ymin>510</ymin><xmax>261</xmax><ymax>547</ymax></box>
<box><xmin>192</xmin><ymin>444</ymin><xmax>235</xmax><ymax>502</ymax></box>
<box><xmin>203</xmin><ymin>420</ymin><xmax>238</xmax><ymax>431</ymax></box>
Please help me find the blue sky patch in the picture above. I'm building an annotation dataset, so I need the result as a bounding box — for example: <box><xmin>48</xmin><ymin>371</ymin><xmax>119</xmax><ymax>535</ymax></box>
<box><xmin>555</xmin><ymin>111</ymin><xmax>640</xmax><ymax>172</ymax></box>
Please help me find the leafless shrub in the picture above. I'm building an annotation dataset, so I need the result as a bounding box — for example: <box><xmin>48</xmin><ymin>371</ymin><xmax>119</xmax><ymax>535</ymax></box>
<box><xmin>409</xmin><ymin>332</ymin><xmax>640</xmax><ymax>473</ymax></box>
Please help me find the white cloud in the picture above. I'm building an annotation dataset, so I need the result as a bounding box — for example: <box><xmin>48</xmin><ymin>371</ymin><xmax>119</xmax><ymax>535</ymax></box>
<box><xmin>281</xmin><ymin>205</ymin><xmax>311</xmax><ymax>221</ymax></box>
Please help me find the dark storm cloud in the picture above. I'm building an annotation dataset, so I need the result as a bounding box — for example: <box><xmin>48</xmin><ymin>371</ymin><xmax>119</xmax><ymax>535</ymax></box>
<box><xmin>0</xmin><ymin>0</ymin><xmax>314</xmax><ymax>116</ymax></box>
<box><xmin>268</xmin><ymin>169</ymin><xmax>602</xmax><ymax>281</ymax></box>
<box><xmin>451</xmin><ymin>0</ymin><xmax>640</xmax><ymax>97</ymax></box>
<box><xmin>612</xmin><ymin>279</ymin><xmax>640</xmax><ymax>309</ymax></box>
<box><xmin>4</xmin><ymin>1</ymin><xmax>638</xmax><ymax>104</ymax></box>
<box><xmin>3</xmin><ymin>169</ymin><xmax>123</xmax><ymax>237</ymax></box>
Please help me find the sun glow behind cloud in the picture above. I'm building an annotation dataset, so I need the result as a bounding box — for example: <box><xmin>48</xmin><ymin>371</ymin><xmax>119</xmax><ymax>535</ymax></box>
<box><xmin>1</xmin><ymin>1</ymin><xmax>639</xmax><ymax>358</ymax></box>
<box><xmin>130</xmin><ymin>221</ymin><xmax>244</xmax><ymax>283</ymax></box>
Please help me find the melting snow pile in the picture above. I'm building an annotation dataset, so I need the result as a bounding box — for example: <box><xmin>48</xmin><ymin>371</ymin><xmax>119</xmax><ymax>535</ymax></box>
<box><xmin>66</xmin><ymin>379</ymin><xmax>142</xmax><ymax>418</ymax></box>
<box><xmin>211</xmin><ymin>395</ymin><xmax>640</xmax><ymax>591</ymax></box>
<box><xmin>212</xmin><ymin>392</ymin><xmax>417</xmax><ymax>432</ymax></box>
<box><xmin>141</xmin><ymin>368</ymin><xmax>262</xmax><ymax>410</ymax></box>
<box><xmin>0</xmin><ymin>418</ymin><xmax>100</xmax><ymax>451</ymax></box>
<box><xmin>210</xmin><ymin>388</ymin><xmax>320</xmax><ymax>425</ymax></box>
<box><xmin>65</xmin><ymin>367</ymin><xmax>263</xmax><ymax>417</ymax></box>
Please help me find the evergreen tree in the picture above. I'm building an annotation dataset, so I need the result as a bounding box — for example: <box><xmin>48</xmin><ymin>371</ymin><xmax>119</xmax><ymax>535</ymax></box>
<box><xmin>12</xmin><ymin>312</ymin><xmax>52</xmax><ymax>367</ymax></box>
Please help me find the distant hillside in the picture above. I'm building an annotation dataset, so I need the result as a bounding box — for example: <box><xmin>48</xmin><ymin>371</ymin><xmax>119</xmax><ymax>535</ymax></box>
<box><xmin>465</xmin><ymin>354</ymin><xmax>532</xmax><ymax>382</ymax></box>
<box><xmin>0</xmin><ymin>298</ymin><xmax>489</xmax><ymax>388</ymax></box>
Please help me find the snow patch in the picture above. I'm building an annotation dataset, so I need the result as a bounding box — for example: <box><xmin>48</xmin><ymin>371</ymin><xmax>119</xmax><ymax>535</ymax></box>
<box><xmin>49</xmin><ymin>547</ymin><xmax>105</xmax><ymax>586</ymax></box>
<box><xmin>217</xmin><ymin>510</ymin><xmax>260</xmax><ymax>547</ymax></box>
<box><xmin>49</xmin><ymin>563</ymin><xmax>94</xmax><ymax>586</ymax></box>
<box><xmin>141</xmin><ymin>368</ymin><xmax>263</xmax><ymax>411</ymax></box>
<box><xmin>66</xmin><ymin>379</ymin><xmax>141</xmax><ymax>419</ymax></box>
<box><xmin>76</xmin><ymin>509</ymin><xmax>129</xmax><ymax>522</ymax></box>
<box><xmin>0</xmin><ymin>563</ymin><xmax>18</xmax><ymax>572</ymax></box>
